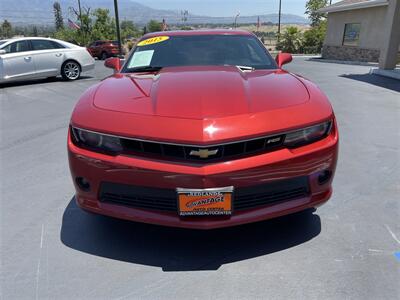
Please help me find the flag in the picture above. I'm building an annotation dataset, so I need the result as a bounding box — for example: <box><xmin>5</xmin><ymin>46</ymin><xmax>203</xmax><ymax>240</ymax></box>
<box><xmin>68</xmin><ymin>19</ymin><xmax>80</xmax><ymax>30</ymax></box>
<box><xmin>161</xmin><ymin>18</ymin><xmax>167</xmax><ymax>31</ymax></box>
<box><xmin>257</xmin><ymin>16</ymin><xmax>261</xmax><ymax>31</ymax></box>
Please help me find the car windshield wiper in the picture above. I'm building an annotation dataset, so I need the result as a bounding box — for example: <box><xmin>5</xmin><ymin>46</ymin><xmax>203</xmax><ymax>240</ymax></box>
<box><xmin>129</xmin><ymin>66</ymin><xmax>163</xmax><ymax>73</ymax></box>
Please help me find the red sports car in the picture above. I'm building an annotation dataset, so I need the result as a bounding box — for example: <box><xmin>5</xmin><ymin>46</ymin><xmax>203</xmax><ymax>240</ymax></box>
<box><xmin>68</xmin><ymin>30</ymin><xmax>338</xmax><ymax>229</ymax></box>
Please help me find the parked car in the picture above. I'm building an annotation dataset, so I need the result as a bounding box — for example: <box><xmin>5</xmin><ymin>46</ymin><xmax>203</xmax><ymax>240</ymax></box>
<box><xmin>0</xmin><ymin>37</ymin><xmax>95</xmax><ymax>83</ymax></box>
<box><xmin>68</xmin><ymin>30</ymin><xmax>339</xmax><ymax>229</ymax></box>
<box><xmin>87</xmin><ymin>40</ymin><xmax>121</xmax><ymax>60</ymax></box>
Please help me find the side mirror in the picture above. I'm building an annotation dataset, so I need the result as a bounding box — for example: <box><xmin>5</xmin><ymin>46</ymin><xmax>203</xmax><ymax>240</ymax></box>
<box><xmin>275</xmin><ymin>53</ymin><xmax>292</xmax><ymax>68</ymax></box>
<box><xmin>104</xmin><ymin>57</ymin><xmax>121</xmax><ymax>72</ymax></box>
<box><xmin>0</xmin><ymin>49</ymin><xmax>6</xmax><ymax>55</ymax></box>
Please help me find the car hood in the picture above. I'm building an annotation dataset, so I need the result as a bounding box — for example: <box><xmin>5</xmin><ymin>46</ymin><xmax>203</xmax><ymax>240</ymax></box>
<box><xmin>93</xmin><ymin>66</ymin><xmax>309</xmax><ymax>120</ymax></box>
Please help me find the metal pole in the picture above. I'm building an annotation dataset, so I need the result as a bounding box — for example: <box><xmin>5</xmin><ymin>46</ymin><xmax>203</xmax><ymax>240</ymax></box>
<box><xmin>234</xmin><ymin>13</ymin><xmax>240</xmax><ymax>28</ymax></box>
<box><xmin>77</xmin><ymin>0</ymin><xmax>84</xmax><ymax>45</ymax></box>
<box><xmin>77</xmin><ymin>0</ymin><xmax>83</xmax><ymax>28</ymax></box>
<box><xmin>114</xmin><ymin>0</ymin><xmax>122</xmax><ymax>56</ymax></box>
<box><xmin>277</xmin><ymin>0</ymin><xmax>282</xmax><ymax>43</ymax></box>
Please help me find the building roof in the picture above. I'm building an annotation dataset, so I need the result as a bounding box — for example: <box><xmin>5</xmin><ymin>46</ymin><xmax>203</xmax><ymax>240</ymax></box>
<box><xmin>318</xmin><ymin>0</ymin><xmax>388</xmax><ymax>13</ymax></box>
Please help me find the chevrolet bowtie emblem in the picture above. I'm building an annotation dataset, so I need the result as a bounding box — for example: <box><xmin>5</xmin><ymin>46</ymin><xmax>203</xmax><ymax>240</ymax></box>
<box><xmin>189</xmin><ymin>148</ymin><xmax>219</xmax><ymax>158</ymax></box>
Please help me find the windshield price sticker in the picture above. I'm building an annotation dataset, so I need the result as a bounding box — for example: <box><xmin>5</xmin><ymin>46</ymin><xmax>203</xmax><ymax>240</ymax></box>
<box><xmin>128</xmin><ymin>50</ymin><xmax>155</xmax><ymax>68</ymax></box>
<box><xmin>177</xmin><ymin>187</ymin><xmax>233</xmax><ymax>216</ymax></box>
<box><xmin>137</xmin><ymin>36</ymin><xmax>170</xmax><ymax>47</ymax></box>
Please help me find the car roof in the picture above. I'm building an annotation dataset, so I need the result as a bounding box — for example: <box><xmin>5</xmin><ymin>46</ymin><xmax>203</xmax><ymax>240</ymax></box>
<box><xmin>0</xmin><ymin>37</ymin><xmax>80</xmax><ymax>48</ymax></box>
<box><xmin>0</xmin><ymin>37</ymin><xmax>58</xmax><ymax>45</ymax></box>
<box><xmin>3</xmin><ymin>37</ymin><xmax>54</xmax><ymax>41</ymax></box>
<box><xmin>143</xmin><ymin>29</ymin><xmax>253</xmax><ymax>39</ymax></box>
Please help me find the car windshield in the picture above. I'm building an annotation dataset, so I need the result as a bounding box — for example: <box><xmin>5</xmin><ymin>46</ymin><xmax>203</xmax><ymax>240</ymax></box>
<box><xmin>123</xmin><ymin>34</ymin><xmax>276</xmax><ymax>72</ymax></box>
<box><xmin>0</xmin><ymin>40</ymin><xmax>8</xmax><ymax>47</ymax></box>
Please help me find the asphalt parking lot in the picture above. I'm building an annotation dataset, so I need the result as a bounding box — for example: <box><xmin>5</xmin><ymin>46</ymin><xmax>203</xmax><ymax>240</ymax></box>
<box><xmin>1</xmin><ymin>58</ymin><xmax>399</xmax><ymax>299</ymax></box>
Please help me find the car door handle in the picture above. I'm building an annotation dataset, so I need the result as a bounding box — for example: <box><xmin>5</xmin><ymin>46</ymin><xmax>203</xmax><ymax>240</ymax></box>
<box><xmin>24</xmin><ymin>56</ymin><xmax>31</xmax><ymax>60</ymax></box>
<box><xmin>55</xmin><ymin>53</ymin><xmax>62</xmax><ymax>57</ymax></box>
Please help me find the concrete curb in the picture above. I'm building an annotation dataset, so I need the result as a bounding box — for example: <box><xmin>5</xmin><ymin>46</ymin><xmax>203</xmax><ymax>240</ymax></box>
<box><xmin>370</xmin><ymin>68</ymin><xmax>400</xmax><ymax>80</ymax></box>
<box><xmin>292</xmin><ymin>55</ymin><xmax>321</xmax><ymax>58</ymax></box>
<box><xmin>308</xmin><ymin>58</ymin><xmax>379</xmax><ymax>66</ymax></box>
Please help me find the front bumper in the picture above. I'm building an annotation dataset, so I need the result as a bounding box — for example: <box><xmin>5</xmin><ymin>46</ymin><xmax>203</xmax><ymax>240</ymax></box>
<box><xmin>68</xmin><ymin>125</ymin><xmax>338</xmax><ymax>229</ymax></box>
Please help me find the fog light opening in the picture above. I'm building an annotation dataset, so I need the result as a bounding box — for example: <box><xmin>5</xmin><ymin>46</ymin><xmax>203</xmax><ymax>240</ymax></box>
<box><xmin>318</xmin><ymin>170</ymin><xmax>332</xmax><ymax>185</ymax></box>
<box><xmin>76</xmin><ymin>177</ymin><xmax>91</xmax><ymax>191</ymax></box>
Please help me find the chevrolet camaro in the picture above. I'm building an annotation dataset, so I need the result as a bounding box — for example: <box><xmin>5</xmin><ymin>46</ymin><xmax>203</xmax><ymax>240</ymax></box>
<box><xmin>68</xmin><ymin>30</ymin><xmax>338</xmax><ymax>229</ymax></box>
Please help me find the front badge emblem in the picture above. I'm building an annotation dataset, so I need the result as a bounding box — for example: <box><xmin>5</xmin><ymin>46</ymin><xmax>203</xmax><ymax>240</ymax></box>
<box><xmin>189</xmin><ymin>148</ymin><xmax>219</xmax><ymax>158</ymax></box>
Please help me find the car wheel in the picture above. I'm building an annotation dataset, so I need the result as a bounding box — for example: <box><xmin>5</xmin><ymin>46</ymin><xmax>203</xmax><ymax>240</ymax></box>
<box><xmin>61</xmin><ymin>61</ymin><xmax>81</xmax><ymax>81</ymax></box>
<box><xmin>101</xmin><ymin>52</ymin><xmax>108</xmax><ymax>60</ymax></box>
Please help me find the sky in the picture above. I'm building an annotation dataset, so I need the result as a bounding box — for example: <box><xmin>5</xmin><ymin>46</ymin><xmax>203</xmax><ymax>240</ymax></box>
<box><xmin>137</xmin><ymin>0</ymin><xmax>315</xmax><ymax>17</ymax></box>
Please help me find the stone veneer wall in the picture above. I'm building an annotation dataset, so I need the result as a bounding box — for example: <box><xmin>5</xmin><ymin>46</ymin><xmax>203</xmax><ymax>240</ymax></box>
<box><xmin>322</xmin><ymin>45</ymin><xmax>380</xmax><ymax>62</ymax></box>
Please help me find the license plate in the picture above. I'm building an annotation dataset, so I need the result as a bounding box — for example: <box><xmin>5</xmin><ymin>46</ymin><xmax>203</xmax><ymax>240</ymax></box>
<box><xmin>177</xmin><ymin>187</ymin><xmax>233</xmax><ymax>216</ymax></box>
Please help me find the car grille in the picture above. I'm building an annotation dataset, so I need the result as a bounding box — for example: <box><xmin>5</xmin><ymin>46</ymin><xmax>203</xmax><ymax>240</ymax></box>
<box><xmin>120</xmin><ymin>133</ymin><xmax>285</xmax><ymax>163</ymax></box>
<box><xmin>99</xmin><ymin>176</ymin><xmax>310</xmax><ymax>213</ymax></box>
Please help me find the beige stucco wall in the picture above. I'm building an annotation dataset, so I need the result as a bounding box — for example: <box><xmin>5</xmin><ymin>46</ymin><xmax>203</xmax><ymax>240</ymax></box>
<box><xmin>324</xmin><ymin>6</ymin><xmax>388</xmax><ymax>50</ymax></box>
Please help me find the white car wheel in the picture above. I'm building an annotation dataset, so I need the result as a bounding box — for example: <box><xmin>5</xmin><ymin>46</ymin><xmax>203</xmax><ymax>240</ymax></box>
<box><xmin>62</xmin><ymin>61</ymin><xmax>81</xmax><ymax>81</ymax></box>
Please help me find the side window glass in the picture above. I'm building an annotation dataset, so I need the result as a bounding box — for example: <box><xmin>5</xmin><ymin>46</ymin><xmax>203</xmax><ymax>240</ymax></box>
<box><xmin>51</xmin><ymin>41</ymin><xmax>65</xmax><ymax>49</ymax></box>
<box><xmin>3</xmin><ymin>43</ymin><xmax>12</xmax><ymax>53</ymax></box>
<box><xmin>31</xmin><ymin>40</ymin><xmax>57</xmax><ymax>51</ymax></box>
<box><xmin>2</xmin><ymin>41</ymin><xmax>30</xmax><ymax>53</ymax></box>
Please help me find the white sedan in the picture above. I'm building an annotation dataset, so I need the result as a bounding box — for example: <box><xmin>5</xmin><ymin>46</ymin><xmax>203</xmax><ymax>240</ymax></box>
<box><xmin>0</xmin><ymin>37</ymin><xmax>95</xmax><ymax>83</ymax></box>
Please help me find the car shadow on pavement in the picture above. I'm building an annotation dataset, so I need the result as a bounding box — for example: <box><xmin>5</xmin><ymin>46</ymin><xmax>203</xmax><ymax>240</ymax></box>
<box><xmin>340</xmin><ymin>73</ymin><xmax>400</xmax><ymax>93</ymax></box>
<box><xmin>60</xmin><ymin>197</ymin><xmax>321</xmax><ymax>272</ymax></box>
<box><xmin>0</xmin><ymin>76</ymin><xmax>93</xmax><ymax>88</ymax></box>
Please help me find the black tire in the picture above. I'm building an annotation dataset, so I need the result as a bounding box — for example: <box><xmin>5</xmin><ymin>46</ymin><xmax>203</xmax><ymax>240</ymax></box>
<box><xmin>61</xmin><ymin>61</ymin><xmax>81</xmax><ymax>81</ymax></box>
<box><xmin>101</xmin><ymin>52</ymin><xmax>108</xmax><ymax>60</ymax></box>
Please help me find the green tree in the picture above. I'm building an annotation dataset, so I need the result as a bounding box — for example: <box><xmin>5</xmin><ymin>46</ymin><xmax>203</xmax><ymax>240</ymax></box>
<box><xmin>120</xmin><ymin>20</ymin><xmax>139</xmax><ymax>40</ymax></box>
<box><xmin>69</xmin><ymin>6</ymin><xmax>92</xmax><ymax>45</ymax></box>
<box><xmin>32</xmin><ymin>25</ymin><xmax>38</xmax><ymax>36</ymax></box>
<box><xmin>53</xmin><ymin>28</ymin><xmax>80</xmax><ymax>44</ymax></box>
<box><xmin>1</xmin><ymin>20</ymin><xmax>13</xmax><ymax>38</ymax></box>
<box><xmin>302</xmin><ymin>20</ymin><xmax>327</xmax><ymax>53</ymax></box>
<box><xmin>276</xmin><ymin>26</ymin><xmax>302</xmax><ymax>53</ymax></box>
<box><xmin>305</xmin><ymin>0</ymin><xmax>328</xmax><ymax>27</ymax></box>
<box><xmin>91</xmin><ymin>8</ymin><xmax>116</xmax><ymax>40</ymax></box>
<box><xmin>147</xmin><ymin>20</ymin><xmax>162</xmax><ymax>32</ymax></box>
<box><xmin>53</xmin><ymin>1</ymin><xmax>64</xmax><ymax>30</ymax></box>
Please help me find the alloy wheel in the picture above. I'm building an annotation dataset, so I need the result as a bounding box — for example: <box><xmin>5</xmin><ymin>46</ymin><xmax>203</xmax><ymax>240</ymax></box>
<box><xmin>63</xmin><ymin>62</ymin><xmax>80</xmax><ymax>80</ymax></box>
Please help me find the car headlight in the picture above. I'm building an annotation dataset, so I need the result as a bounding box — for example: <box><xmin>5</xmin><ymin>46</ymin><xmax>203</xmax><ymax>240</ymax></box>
<box><xmin>284</xmin><ymin>121</ymin><xmax>332</xmax><ymax>148</ymax></box>
<box><xmin>71</xmin><ymin>127</ymin><xmax>123</xmax><ymax>155</ymax></box>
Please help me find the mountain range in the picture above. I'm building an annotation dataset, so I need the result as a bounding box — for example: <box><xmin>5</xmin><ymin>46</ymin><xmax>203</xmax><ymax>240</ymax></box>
<box><xmin>0</xmin><ymin>0</ymin><xmax>308</xmax><ymax>25</ymax></box>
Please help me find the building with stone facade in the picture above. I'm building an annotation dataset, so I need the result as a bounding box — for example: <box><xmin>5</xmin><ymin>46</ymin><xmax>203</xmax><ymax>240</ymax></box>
<box><xmin>319</xmin><ymin>0</ymin><xmax>399</xmax><ymax>70</ymax></box>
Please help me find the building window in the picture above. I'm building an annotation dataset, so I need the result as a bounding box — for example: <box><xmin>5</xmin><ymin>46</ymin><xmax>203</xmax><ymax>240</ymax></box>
<box><xmin>343</xmin><ymin>23</ymin><xmax>361</xmax><ymax>46</ymax></box>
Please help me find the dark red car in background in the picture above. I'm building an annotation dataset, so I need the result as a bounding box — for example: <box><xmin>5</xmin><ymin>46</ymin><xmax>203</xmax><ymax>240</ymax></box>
<box><xmin>87</xmin><ymin>40</ymin><xmax>121</xmax><ymax>60</ymax></box>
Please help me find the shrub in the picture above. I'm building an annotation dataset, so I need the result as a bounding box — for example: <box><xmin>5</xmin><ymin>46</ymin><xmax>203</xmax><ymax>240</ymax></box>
<box><xmin>301</xmin><ymin>21</ymin><xmax>327</xmax><ymax>54</ymax></box>
<box><xmin>276</xmin><ymin>26</ymin><xmax>302</xmax><ymax>53</ymax></box>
